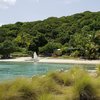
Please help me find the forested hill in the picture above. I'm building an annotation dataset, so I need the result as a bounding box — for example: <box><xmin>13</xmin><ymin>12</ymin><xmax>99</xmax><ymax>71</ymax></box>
<box><xmin>0</xmin><ymin>11</ymin><xmax>100</xmax><ymax>59</ymax></box>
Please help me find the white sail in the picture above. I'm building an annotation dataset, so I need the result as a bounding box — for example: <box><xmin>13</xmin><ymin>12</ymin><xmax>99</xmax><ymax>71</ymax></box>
<box><xmin>34</xmin><ymin>52</ymin><xmax>38</xmax><ymax>62</ymax></box>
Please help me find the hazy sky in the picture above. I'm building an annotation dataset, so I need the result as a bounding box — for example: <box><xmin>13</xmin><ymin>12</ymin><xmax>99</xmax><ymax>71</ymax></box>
<box><xmin>0</xmin><ymin>0</ymin><xmax>100</xmax><ymax>25</ymax></box>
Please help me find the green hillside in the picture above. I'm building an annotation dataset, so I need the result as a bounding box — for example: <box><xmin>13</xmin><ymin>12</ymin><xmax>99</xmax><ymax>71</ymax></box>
<box><xmin>0</xmin><ymin>11</ymin><xmax>100</xmax><ymax>59</ymax></box>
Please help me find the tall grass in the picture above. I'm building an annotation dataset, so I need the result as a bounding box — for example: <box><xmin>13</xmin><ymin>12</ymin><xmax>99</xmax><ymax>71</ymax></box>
<box><xmin>96</xmin><ymin>65</ymin><xmax>100</xmax><ymax>76</ymax></box>
<box><xmin>38</xmin><ymin>93</ymin><xmax>54</xmax><ymax>100</ymax></box>
<box><xmin>0</xmin><ymin>66</ymin><xmax>100</xmax><ymax>100</ymax></box>
<box><xmin>48</xmin><ymin>67</ymin><xmax>88</xmax><ymax>86</ymax></box>
<box><xmin>0</xmin><ymin>78</ymin><xmax>38</xmax><ymax>100</ymax></box>
<box><xmin>73</xmin><ymin>76</ymin><xmax>96</xmax><ymax>100</ymax></box>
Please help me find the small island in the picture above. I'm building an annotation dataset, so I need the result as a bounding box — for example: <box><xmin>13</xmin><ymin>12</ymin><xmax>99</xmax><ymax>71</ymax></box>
<box><xmin>0</xmin><ymin>11</ymin><xmax>100</xmax><ymax>60</ymax></box>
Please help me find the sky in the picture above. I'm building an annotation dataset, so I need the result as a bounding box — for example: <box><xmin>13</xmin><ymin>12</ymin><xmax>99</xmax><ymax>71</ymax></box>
<box><xmin>0</xmin><ymin>0</ymin><xmax>100</xmax><ymax>25</ymax></box>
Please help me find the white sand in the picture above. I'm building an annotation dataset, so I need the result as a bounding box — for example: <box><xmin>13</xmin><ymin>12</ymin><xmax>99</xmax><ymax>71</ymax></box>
<box><xmin>39</xmin><ymin>58</ymin><xmax>100</xmax><ymax>64</ymax></box>
<box><xmin>0</xmin><ymin>57</ymin><xmax>100</xmax><ymax>64</ymax></box>
<box><xmin>0</xmin><ymin>57</ymin><xmax>32</xmax><ymax>62</ymax></box>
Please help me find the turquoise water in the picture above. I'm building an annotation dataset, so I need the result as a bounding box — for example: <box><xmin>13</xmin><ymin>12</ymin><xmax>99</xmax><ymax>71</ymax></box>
<box><xmin>0</xmin><ymin>62</ymin><xmax>96</xmax><ymax>81</ymax></box>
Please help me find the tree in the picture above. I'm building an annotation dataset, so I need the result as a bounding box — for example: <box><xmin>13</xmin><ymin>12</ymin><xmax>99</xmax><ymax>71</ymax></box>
<box><xmin>84</xmin><ymin>43</ymin><xmax>99</xmax><ymax>59</ymax></box>
<box><xmin>28</xmin><ymin>33</ymin><xmax>47</xmax><ymax>54</ymax></box>
<box><xmin>94</xmin><ymin>31</ymin><xmax>100</xmax><ymax>45</ymax></box>
<box><xmin>0</xmin><ymin>11</ymin><xmax>100</xmax><ymax>59</ymax></box>
<box><xmin>0</xmin><ymin>40</ymin><xmax>18</xmax><ymax>59</ymax></box>
<box><xmin>39</xmin><ymin>42</ymin><xmax>62</xmax><ymax>56</ymax></box>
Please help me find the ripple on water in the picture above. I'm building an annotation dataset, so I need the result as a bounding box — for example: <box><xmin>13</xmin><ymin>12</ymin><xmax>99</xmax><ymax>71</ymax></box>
<box><xmin>0</xmin><ymin>62</ymin><xmax>96</xmax><ymax>81</ymax></box>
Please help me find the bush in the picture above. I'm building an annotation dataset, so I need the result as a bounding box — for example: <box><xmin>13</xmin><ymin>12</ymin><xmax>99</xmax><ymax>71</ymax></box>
<box><xmin>96</xmin><ymin>65</ymin><xmax>100</xmax><ymax>76</ymax></box>
<box><xmin>53</xmin><ymin>49</ymin><xmax>62</xmax><ymax>56</ymax></box>
<box><xmin>62</xmin><ymin>67</ymin><xmax>89</xmax><ymax>86</ymax></box>
<box><xmin>35</xmin><ymin>77</ymin><xmax>62</xmax><ymax>94</ymax></box>
<box><xmin>39</xmin><ymin>42</ymin><xmax>62</xmax><ymax>56</ymax></box>
<box><xmin>38</xmin><ymin>93</ymin><xmax>54</xmax><ymax>100</ymax></box>
<box><xmin>0</xmin><ymin>78</ymin><xmax>38</xmax><ymax>100</ymax></box>
<box><xmin>70</xmin><ymin>50</ymin><xmax>80</xmax><ymax>57</ymax></box>
<box><xmin>47</xmin><ymin>72</ymin><xmax>64</xmax><ymax>85</ymax></box>
<box><xmin>73</xmin><ymin>75</ymin><xmax>96</xmax><ymax>100</ymax></box>
<box><xmin>0</xmin><ymin>67</ymin><xmax>100</xmax><ymax>100</ymax></box>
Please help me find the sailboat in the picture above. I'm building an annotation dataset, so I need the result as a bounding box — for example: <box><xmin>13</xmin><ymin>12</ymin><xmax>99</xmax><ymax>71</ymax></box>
<box><xmin>33</xmin><ymin>52</ymin><xmax>38</xmax><ymax>62</ymax></box>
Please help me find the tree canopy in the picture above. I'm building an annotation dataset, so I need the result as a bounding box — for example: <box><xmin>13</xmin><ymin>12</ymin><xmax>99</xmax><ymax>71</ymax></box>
<box><xmin>0</xmin><ymin>11</ymin><xmax>100</xmax><ymax>59</ymax></box>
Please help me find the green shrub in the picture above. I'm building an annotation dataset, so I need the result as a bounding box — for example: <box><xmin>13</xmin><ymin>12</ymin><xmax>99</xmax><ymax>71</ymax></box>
<box><xmin>96</xmin><ymin>65</ymin><xmax>100</xmax><ymax>76</ymax></box>
<box><xmin>73</xmin><ymin>75</ymin><xmax>96</xmax><ymax>100</ymax></box>
<box><xmin>0</xmin><ymin>67</ymin><xmax>100</xmax><ymax>100</ymax></box>
<box><xmin>53</xmin><ymin>49</ymin><xmax>62</xmax><ymax>56</ymax></box>
<box><xmin>47</xmin><ymin>72</ymin><xmax>64</xmax><ymax>85</ymax></box>
<box><xmin>48</xmin><ymin>67</ymin><xmax>89</xmax><ymax>86</ymax></box>
<box><xmin>38</xmin><ymin>93</ymin><xmax>54</xmax><ymax>100</ymax></box>
<box><xmin>62</xmin><ymin>67</ymin><xmax>88</xmax><ymax>86</ymax></box>
<box><xmin>0</xmin><ymin>78</ymin><xmax>38</xmax><ymax>100</ymax></box>
<box><xmin>39</xmin><ymin>42</ymin><xmax>62</xmax><ymax>56</ymax></box>
<box><xmin>35</xmin><ymin>77</ymin><xmax>62</xmax><ymax>94</ymax></box>
<box><xmin>70</xmin><ymin>50</ymin><xmax>80</xmax><ymax>57</ymax></box>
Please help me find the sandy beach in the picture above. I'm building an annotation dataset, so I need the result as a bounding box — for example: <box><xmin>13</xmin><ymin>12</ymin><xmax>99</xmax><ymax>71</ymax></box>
<box><xmin>0</xmin><ymin>57</ymin><xmax>100</xmax><ymax>64</ymax></box>
<box><xmin>39</xmin><ymin>58</ymin><xmax>100</xmax><ymax>64</ymax></box>
<box><xmin>0</xmin><ymin>57</ymin><xmax>32</xmax><ymax>62</ymax></box>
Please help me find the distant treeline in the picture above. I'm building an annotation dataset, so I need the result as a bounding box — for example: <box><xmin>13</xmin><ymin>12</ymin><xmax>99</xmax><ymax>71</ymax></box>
<box><xmin>0</xmin><ymin>11</ymin><xmax>100</xmax><ymax>59</ymax></box>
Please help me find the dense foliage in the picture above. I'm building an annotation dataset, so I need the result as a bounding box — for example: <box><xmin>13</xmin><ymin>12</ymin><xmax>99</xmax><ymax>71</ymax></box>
<box><xmin>0</xmin><ymin>11</ymin><xmax>100</xmax><ymax>59</ymax></box>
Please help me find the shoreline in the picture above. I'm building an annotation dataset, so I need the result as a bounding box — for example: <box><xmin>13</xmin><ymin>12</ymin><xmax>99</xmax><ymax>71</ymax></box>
<box><xmin>0</xmin><ymin>57</ymin><xmax>100</xmax><ymax>64</ymax></box>
<box><xmin>39</xmin><ymin>58</ymin><xmax>100</xmax><ymax>65</ymax></box>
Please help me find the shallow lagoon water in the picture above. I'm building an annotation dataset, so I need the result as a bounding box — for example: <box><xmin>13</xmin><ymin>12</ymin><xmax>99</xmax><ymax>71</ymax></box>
<box><xmin>0</xmin><ymin>62</ymin><xmax>96</xmax><ymax>81</ymax></box>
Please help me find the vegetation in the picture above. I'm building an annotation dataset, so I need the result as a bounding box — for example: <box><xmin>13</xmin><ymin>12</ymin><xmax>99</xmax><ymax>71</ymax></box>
<box><xmin>0</xmin><ymin>11</ymin><xmax>100</xmax><ymax>59</ymax></box>
<box><xmin>96</xmin><ymin>65</ymin><xmax>100</xmax><ymax>76</ymax></box>
<box><xmin>0</xmin><ymin>66</ymin><xmax>100</xmax><ymax>100</ymax></box>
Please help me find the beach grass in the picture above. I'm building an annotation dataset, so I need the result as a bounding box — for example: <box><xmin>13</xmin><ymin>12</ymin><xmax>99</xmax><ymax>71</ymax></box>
<box><xmin>96</xmin><ymin>65</ymin><xmax>100</xmax><ymax>76</ymax></box>
<box><xmin>0</xmin><ymin>66</ymin><xmax>100</xmax><ymax>100</ymax></box>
